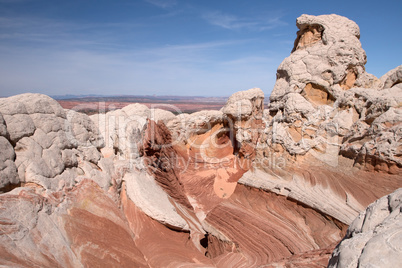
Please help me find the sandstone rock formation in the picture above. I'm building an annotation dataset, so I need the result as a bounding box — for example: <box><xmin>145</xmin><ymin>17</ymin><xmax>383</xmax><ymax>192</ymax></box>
<box><xmin>265</xmin><ymin>14</ymin><xmax>401</xmax><ymax>171</ymax></box>
<box><xmin>241</xmin><ymin>14</ymin><xmax>401</xmax><ymax>228</ymax></box>
<box><xmin>0</xmin><ymin>179</ymin><xmax>149</xmax><ymax>267</ymax></box>
<box><xmin>0</xmin><ymin>93</ymin><xmax>109</xmax><ymax>193</ymax></box>
<box><xmin>0</xmin><ymin>14</ymin><xmax>401</xmax><ymax>268</ymax></box>
<box><xmin>328</xmin><ymin>188</ymin><xmax>402</xmax><ymax>268</ymax></box>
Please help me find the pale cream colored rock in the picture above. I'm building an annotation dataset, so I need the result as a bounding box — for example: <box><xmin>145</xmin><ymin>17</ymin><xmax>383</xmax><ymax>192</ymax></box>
<box><xmin>150</xmin><ymin>108</ymin><xmax>176</xmax><ymax>123</ymax></box>
<box><xmin>2</xmin><ymin>114</ymin><xmax>36</xmax><ymax>143</ymax></box>
<box><xmin>90</xmin><ymin>104</ymin><xmax>149</xmax><ymax>161</ymax></box>
<box><xmin>121</xmin><ymin>103</ymin><xmax>150</xmax><ymax>118</ymax></box>
<box><xmin>0</xmin><ymin>93</ymin><xmax>112</xmax><ymax>192</ymax></box>
<box><xmin>263</xmin><ymin>14</ymin><xmax>401</xmax><ymax>171</ymax></box>
<box><xmin>270</xmin><ymin>14</ymin><xmax>366</xmax><ymax>103</ymax></box>
<box><xmin>339</xmin><ymin>88</ymin><xmax>402</xmax><ymax>168</ymax></box>
<box><xmin>283</xmin><ymin>93</ymin><xmax>315</xmax><ymax>117</ymax></box>
<box><xmin>0</xmin><ymin>93</ymin><xmax>66</xmax><ymax>118</ymax></box>
<box><xmin>123</xmin><ymin>171</ymin><xmax>189</xmax><ymax>231</ymax></box>
<box><xmin>0</xmin><ymin>136</ymin><xmax>19</xmax><ymax>190</ymax></box>
<box><xmin>168</xmin><ymin>110</ymin><xmax>224</xmax><ymax>141</ymax></box>
<box><xmin>222</xmin><ymin>88</ymin><xmax>264</xmax><ymax>119</ymax></box>
<box><xmin>239</xmin><ymin>169</ymin><xmax>363</xmax><ymax>224</ymax></box>
<box><xmin>75</xmin><ymin>160</ymin><xmax>111</xmax><ymax>191</ymax></box>
<box><xmin>0</xmin><ymin>113</ymin><xmax>8</xmax><ymax>137</ymax></box>
<box><xmin>328</xmin><ymin>188</ymin><xmax>402</xmax><ymax>268</ymax></box>
<box><xmin>380</xmin><ymin>65</ymin><xmax>402</xmax><ymax>89</ymax></box>
<box><xmin>65</xmin><ymin>109</ymin><xmax>104</xmax><ymax>149</ymax></box>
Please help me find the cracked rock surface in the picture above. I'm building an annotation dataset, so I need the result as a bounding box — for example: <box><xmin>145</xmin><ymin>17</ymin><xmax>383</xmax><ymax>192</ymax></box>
<box><xmin>0</xmin><ymin>14</ymin><xmax>401</xmax><ymax>268</ymax></box>
<box><xmin>328</xmin><ymin>188</ymin><xmax>402</xmax><ymax>268</ymax></box>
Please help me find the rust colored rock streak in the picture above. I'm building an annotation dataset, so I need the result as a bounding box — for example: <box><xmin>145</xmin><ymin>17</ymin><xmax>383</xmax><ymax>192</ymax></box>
<box><xmin>0</xmin><ymin>189</ymin><xmax>74</xmax><ymax>268</ymax></box>
<box><xmin>265</xmin><ymin>244</ymin><xmax>337</xmax><ymax>268</ymax></box>
<box><xmin>302</xmin><ymin>83</ymin><xmax>335</xmax><ymax>106</ymax></box>
<box><xmin>63</xmin><ymin>180</ymin><xmax>148</xmax><ymax>268</ymax></box>
<box><xmin>141</xmin><ymin>119</ymin><xmax>252</xmax><ymax>214</ymax></box>
<box><xmin>268</xmin><ymin>155</ymin><xmax>401</xmax><ymax>211</ymax></box>
<box><xmin>140</xmin><ymin>120</ymin><xmax>193</xmax><ymax>209</ymax></box>
<box><xmin>175</xmin><ymin>123</ymin><xmax>249</xmax><ymax>213</ymax></box>
<box><xmin>205</xmin><ymin>184</ymin><xmax>347</xmax><ymax>267</ymax></box>
<box><xmin>292</xmin><ymin>24</ymin><xmax>323</xmax><ymax>52</ymax></box>
<box><xmin>0</xmin><ymin>180</ymin><xmax>149</xmax><ymax>267</ymax></box>
<box><xmin>121</xmin><ymin>184</ymin><xmax>214</xmax><ymax>268</ymax></box>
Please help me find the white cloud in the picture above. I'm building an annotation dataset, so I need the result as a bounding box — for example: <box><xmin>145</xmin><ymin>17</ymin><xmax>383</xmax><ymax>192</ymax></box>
<box><xmin>0</xmin><ymin>16</ymin><xmax>143</xmax><ymax>52</ymax></box>
<box><xmin>0</xmin><ymin>38</ymin><xmax>279</xmax><ymax>97</ymax></box>
<box><xmin>0</xmin><ymin>13</ymin><xmax>280</xmax><ymax>97</ymax></box>
<box><xmin>202</xmin><ymin>11</ymin><xmax>287</xmax><ymax>31</ymax></box>
<box><xmin>0</xmin><ymin>0</ymin><xmax>30</xmax><ymax>3</ymax></box>
<box><xmin>144</xmin><ymin>0</ymin><xmax>177</xmax><ymax>9</ymax></box>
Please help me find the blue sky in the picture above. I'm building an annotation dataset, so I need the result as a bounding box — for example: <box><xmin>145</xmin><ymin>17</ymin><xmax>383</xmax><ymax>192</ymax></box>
<box><xmin>0</xmin><ymin>0</ymin><xmax>401</xmax><ymax>97</ymax></box>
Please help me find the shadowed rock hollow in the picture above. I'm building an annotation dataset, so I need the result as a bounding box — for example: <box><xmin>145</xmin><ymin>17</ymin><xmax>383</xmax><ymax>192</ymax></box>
<box><xmin>0</xmin><ymin>14</ymin><xmax>401</xmax><ymax>267</ymax></box>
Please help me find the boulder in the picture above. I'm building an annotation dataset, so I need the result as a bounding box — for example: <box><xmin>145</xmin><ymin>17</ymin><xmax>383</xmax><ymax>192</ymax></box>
<box><xmin>380</xmin><ymin>65</ymin><xmax>402</xmax><ymax>89</ymax></box>
<box><xmin>222</xmin><ymin>88</ymin><xmax>264</xmax><ymax>159</ymax></box>
<box><xmin>0</xmin><ymin>113</ymin><xmax>8</xmax><ymax>137</ymax></box>
<box><xmin>271</xmin><ymin>14</ymin><xmax>369</xmax><ymax>103</ymax></box>
<box><xmin>0</xmin><ymin>136</ymin><xmax>18</xmax><ymax>191</ymax></box>
<box><xmin>221</xmin><ymin>87</ymin><xmax>264</xmax><ymax>119</ymax></box>
<box><xmin>0</xmin><ymin>93</ymin><xmax>110</xmax><ymax>192</ymax></box>
<box><xmin>90</xmin><ymin>104</ymin><xmax>149</xmax><ymax>161</ymax></box>
<box><xmin>328</xmin><ymin>188</ymin><xmax>402</xmax><ymax>268</ymax></box>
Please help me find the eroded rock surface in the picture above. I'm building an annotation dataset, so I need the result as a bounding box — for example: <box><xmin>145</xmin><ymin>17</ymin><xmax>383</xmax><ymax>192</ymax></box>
<box><xmin>328</xmin><ymin>188</ymin><xmax>402</xmax><ymax>268</ymax></box>
<box><xmin>265</xmin><ymin>15</ymin><xmax>401</xmax><ymax>173</ymax></box>
<box><xmin>242</xmin><ymin>14</ymin><xmax>401</xmax><ymax>232</ymax></box>
<box><xmin>0</xmin><ymin>180</ymin><xmax>148</xmax><ymax>267</ymax></box>
<box><xmin>0</xmin><ymin>93</ymin><xmax>109</xmax><ymax>193</ymax></box>
<box><xmin>203</xmin><ymin>184</ymin><xmax>347</xmax><ymax>266</ymax></box>
<box><xmin>0</xmin><ymin>14</ymin><xmax>401</xmax><ymax>268</ymax></box>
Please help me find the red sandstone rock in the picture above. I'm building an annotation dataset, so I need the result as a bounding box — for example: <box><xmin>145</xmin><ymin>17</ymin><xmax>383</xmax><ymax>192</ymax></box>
<box><xmin>121</xmin><ymin>183</ymin><xmax>214</xmax><ymax>267</ymax></box>
<box><xmin>204</xmin><ymin>184</ymin><xmax>347</xmax><ymax>266</ymax></box>
<box><xmin>0</xmin><ymin>13</ymin><xmax>401</xmax><ymax>268</ymax></box>
<box><xmin>0</xmin><ymin>180</ymin><xmax>148</xmax><ymax>267</ymax></box>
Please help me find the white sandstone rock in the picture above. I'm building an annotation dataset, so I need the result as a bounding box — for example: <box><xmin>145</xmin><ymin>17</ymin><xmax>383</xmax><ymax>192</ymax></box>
<box><xmin>380</xmin><ymin>65</ymin><xmax>402</xmax><ymax>89</ymax></box>
<box><xmin>0</xmin><ymin>93</ymin><xmax>111</xmax><ymax>192</ymax></box>
<box><xmin>124</xmin><ymin>171</ymin><xmax>189</xmax><ymax>231</ymax></box>
<box><xmin>328</xmin><ymin>188</ymin><xmax>402</xmax><ymax>268</ymax></box>
<box><xmin>262</xmin><ymin>14</ymin><xmax>401</xmax><ymax>170</ymax></box>
<box><xmin>222</xmin><ymin>88</ymin><xmax>264</xmax><ymax>119</ymax></box>
<box><xmin>0</xmin><ymin>136</ymin><xmax>19</xmax><ymax>190</ymax></box>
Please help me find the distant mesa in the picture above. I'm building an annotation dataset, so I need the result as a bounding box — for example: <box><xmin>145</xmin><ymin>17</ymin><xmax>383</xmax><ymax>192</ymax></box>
<box><xmin>55</xmin><ymin>95</ymin><xmax>238</xmax><ymax>115</ymax></box>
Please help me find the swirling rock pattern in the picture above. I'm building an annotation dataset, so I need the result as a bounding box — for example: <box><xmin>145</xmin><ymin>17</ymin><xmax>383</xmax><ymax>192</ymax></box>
<box><xmin>204</xmin><ymin>184</ymin><xmax>348</xmax><ymax>266</ymax></box>
<box><xmin>0</xmin><ymin>14</ymin><xmax>401</xmax><ymax>268</ymax></box>
<box><xmin>0</xmin><ymin>180</ymin><xmax>148</xmax><ymax>267</ymax></box>
<box><xmin>240</xmin><ymin>155</ymin><xmax>402</xmax><ymax>225</ymax></box>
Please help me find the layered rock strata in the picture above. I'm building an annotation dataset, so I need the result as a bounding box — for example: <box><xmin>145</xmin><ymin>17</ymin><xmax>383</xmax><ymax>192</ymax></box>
<box><xmin>241</xmin><ymin>14</ymin><xmax>402</xmax><ymax>231</ymax></box>
<box><xmin>0</xmin><ymin>179</ymin><xmax>149</xmax><ymax>267</ymax></box>
<box><xmin>0</xmin><ymin>13</ymin><xmax>401</xmax><ymax>268</ymax></box>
